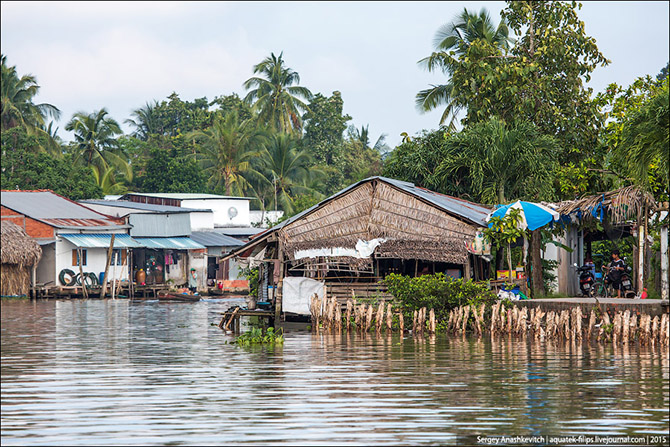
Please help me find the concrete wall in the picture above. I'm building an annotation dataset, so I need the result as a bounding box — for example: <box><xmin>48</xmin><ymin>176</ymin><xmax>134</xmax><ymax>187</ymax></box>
<box><xmin>36</xmin><ymin>243</ymin><xmax>56</xmax><ymax>285</ymax></box>
<box><xmin>188</xmin><ymin>249</ymin><xmax>207</xmax><ymax>291</ymax></box>
<box><xmin>556</xmin><ymin>226</ymin><xmax>582</xmax><ymax>296</ymax></box>
<box><xmin>182</xmin><ymin>199</ymin><xmax>250</xmax><ymax>227</ymax></box>
<box><xmin>54</xmin><ymin>239</ymin><xmax>129</xmax><ymax>285</ymax></box>
<box><xmin>190</xmin><ymin>211</ymin><xmax>214</xmax><ymax>230</ymax></box>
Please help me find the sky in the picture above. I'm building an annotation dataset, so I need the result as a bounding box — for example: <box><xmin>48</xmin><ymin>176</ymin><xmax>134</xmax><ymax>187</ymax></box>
<box><xmin>2</xmin><ymin>1</ymin><xmax>669</xmax><ymax>148</ymax></box>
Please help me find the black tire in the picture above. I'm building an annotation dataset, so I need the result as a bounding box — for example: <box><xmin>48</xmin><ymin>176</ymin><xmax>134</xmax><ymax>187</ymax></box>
<box><xmin>59</xmin><ymin>269</ymin><xmax>77</xmax><ymax>286</ymax></box>
<box><xmin>86</xmin><ymin>272</ymin><xmax>99</xmax><ymax>286</ymax></box>
<box><xmin>74</xmin><ymin>273</ymin><xmax>94</xmax><ymax>287</ymax></box>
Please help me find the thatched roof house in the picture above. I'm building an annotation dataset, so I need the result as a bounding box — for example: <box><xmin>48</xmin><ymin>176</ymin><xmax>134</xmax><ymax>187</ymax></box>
<box><xmin>1</xmin><ymin>221</ymin><xmax>42</xmax><ymax>297</ymax></box>
<box><xmin>222</xmin><ymin>177</ymin><xmax>492</xmax><ymax>305</ymax></box>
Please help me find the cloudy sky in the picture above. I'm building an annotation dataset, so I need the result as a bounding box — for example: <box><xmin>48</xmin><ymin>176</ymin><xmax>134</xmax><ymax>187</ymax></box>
<box><xmin>2</xmin><ymin>1</ymin><xmax>668</xmax><ymax>147</ymax></box>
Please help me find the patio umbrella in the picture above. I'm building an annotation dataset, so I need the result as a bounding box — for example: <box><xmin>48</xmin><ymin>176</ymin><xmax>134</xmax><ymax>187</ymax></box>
<box><xmin>487</xmin><ymin>200</ymin><xmax>560</xmax><ymax>231</ymax></box>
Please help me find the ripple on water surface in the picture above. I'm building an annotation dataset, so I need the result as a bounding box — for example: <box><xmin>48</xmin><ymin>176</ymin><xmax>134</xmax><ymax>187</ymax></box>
<box><xmin>1</xmin><ymin>299</ymin><xmax>669</xmax><ymax>445</ymax></box>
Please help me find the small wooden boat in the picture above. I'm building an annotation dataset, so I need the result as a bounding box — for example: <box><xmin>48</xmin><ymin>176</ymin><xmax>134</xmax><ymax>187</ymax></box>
<box><xmin>157</xmin><ymin>291</ymin><xmax>201</xmax><ymax>302</ymax></box>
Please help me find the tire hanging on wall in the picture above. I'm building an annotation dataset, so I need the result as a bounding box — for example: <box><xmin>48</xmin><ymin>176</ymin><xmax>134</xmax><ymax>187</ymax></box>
<box><xmin>59</xmin><ymin>269</ymin><xmax>77</xmax><ymax>286</ymax></box>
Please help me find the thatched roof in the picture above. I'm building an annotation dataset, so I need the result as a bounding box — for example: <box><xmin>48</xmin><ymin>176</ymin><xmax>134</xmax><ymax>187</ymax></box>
<box><xmin>554</xmin><ymin>186</ymin><xmax>657</xmax><ymax>224</ymax></box>
<box><xmin>1</xmin><ymin>221</ymin><xmax>42</xmax><ymax>267</ymax></box>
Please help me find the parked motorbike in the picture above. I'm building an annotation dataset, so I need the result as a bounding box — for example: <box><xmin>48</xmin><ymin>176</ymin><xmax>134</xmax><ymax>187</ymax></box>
<box><xmin>603</xmin><ymin>259</ymin><xmax>635</xmax><ymax>298</ymax></box>
<box><xmin>619</xmin><ymin>265</ymin><xmax>635</xmax><ymax>298</ymax></box>
<box><xmin>573</xmin><ymin>263</ymin><xmax>596</xmax><ymax>297</ymax></box>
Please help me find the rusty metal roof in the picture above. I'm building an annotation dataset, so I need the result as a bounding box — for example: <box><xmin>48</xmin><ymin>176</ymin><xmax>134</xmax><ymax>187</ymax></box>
<box><xmin>1</xmin><ymin>190</ymin><xmax>128</xmax><ymax>229</ymax></box>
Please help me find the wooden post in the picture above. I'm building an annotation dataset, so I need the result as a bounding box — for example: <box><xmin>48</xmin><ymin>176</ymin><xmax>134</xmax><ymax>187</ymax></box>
<box><xmin>399</xmin><ymin>312</ymin><xmax>404</xmax><ymax>334</ymax></box>
<box><xmin>100</xmin><ymin>234</ymin><xmax>116</xmax><ymax>298</ymax></box>
<box><xmin>346</xmin><ymin>299</ymin><xmax>353</xmax><ymax>332</ymax></box>
<box><xmin>386</xmin><ymin>303</ymin><xmax>392</xmax><ymax>332</ymax></box>
<box><xmin>429</xmin><ymin>309</ymin><xmax>436</xmax><ymax>334</ymax></box>
<box><xmin>661</xmin><ymin>223</ymin><xmax>668</xmax><ymax>301</ymax></box>
<box><xmin>31</xmin><ymin>265</ymin><xmax>36</xmax><ymax>299</ymax></box>
<box><xmin>111</xmin><ymin>252</ymin><xmax>117</xmax><ymax>300</ymax></box>
<box><xmin>224</xmin><ymin>307</ymin><xmax>239</xmax><ymax>331</ymax></box>
<box><xmin>376</xmin><ymin>302</ymin><xmax>384</xmax><ymax>332</ymax></box>
<box><xmin>77</xmin><ymin>248</ymin><xmax>88</xmax><ymax>299</ymax></box>
<box><xmin>637</xmin><ymin>209</ymin><xmax>645</xmax><ymax>293</ymax></box>
<box><xmin>275</xmin><ymin>245</ymin><xmax>285</xmax><ymax>329</ymax></box>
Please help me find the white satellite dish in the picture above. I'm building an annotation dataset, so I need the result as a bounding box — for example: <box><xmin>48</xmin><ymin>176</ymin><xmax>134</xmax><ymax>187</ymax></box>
<box><xmin>228</xmin><ymin>206</ymin><xmax>238</xmax><ymax>219</ymax></box>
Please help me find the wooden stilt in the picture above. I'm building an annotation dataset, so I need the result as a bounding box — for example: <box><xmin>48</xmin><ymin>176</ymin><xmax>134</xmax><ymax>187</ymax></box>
<box><xmin>399</xmin><ymin>312</ymin><xmax>405</xmax><ymax>334</ymax></box>
<box><xmin>386</xmin><ymin>303</ymin><xmax>393</xmax><ymax>332</ymax></box>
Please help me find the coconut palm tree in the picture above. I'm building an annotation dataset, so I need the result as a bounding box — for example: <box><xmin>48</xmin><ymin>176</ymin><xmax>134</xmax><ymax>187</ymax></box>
<box><xmin>65</xmin><ymin>108</ymin><xmax>131</xmax><ymax>183</ymax></box>
<box><xmin>125</xmin><ymin>100</ymin><xmax>160</xmax><ymax>141</ymax></box>
<box><xmin>1</xmin><ymin>54</ymin><xmax>61</xmax><ymax>131</ymax></box>
<box><xmin>191</xmin><ymin>111</ymin><xmax>266</xmax><ymax>196</ymax></box>
<box><xmin>255</xmin><ymin>133</ymin><xmax>323</xmax><ymax>214</ymax></box>
<box><xmin>416</xmin><ymin>9</ymin><xmax>512</xmax><ymax>129</ymax></box>
<box><xmin>243</xmin><ymin>52</ymin><xmax>313</xmax><ymax>134</ymax></box>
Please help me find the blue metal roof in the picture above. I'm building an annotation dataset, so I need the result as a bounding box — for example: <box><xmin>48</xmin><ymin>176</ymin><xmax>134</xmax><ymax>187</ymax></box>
<box><xmin>132</xmin><ymin>237</ymin><xmax>205</xmax><ymax>250</ymax></box>
<box><xmin>59</xmin><ymin>233</ymin><xmax>143</xmax><ymax>248</ymax></box>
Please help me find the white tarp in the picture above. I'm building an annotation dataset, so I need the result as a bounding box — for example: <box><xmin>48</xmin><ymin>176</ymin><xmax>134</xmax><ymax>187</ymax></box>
<box><xmin>282</xmin><ymin>276</ymin><xmax>324</xmax><ymax>315</ymax></box>
<box><xmin>293</xmin><ymin>238</ymin><xmax>386</xmax><ymax>260</ymax></box>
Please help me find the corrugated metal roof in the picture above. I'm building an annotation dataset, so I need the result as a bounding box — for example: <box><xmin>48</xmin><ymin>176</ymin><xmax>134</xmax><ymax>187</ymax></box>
<box><xmin>80</xmin><ymin>200</ymin><xmax>211</xmax><ymax>213</ymax></box>
<box><xmin>132</xmin><ymin>237</ymin><xmax>205</xmax><ymax>249</ymax></box>
<box><xmin>382</xmin><ymin>177</ymin><xmax>491</xmax><ymax>226</ymax></box>
<box><xmin>190</xmin><ymin>231</ymin><xmax>243</xmax><ymax>247</ymax></box>
<box><xmin>1</xmin><ymin>191</ymin><xmax>126</xmax><ymax>229</ymax></box>
<box><xmin>213</xmin><ymin>227</ymin><xmax>265</xmax><ymax>236</ymax></box>
<box><xmin>128</xmin><ymin>213</ymin><xmax>191</xmax><ymax>238</ymax></box>
<box><xmin>60</xmin><ymin>234</ymin><xmax>143</xmax><ymax>248</ymax></box>
<box><xmin>121</xmin><ymin>193</ymin><xmax>253</xmax><ymax>200</ymax></box>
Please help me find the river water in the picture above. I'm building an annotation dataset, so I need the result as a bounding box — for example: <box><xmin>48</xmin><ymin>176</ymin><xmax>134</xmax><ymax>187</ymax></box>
<box><xmin>1</xmin><ymin>298</ymin><xmax>668</xmax><ymax>446</ymax></box>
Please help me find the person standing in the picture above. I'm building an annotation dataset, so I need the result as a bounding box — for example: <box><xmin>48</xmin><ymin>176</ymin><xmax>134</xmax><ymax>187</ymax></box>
<box><xmin>608</xmin><ymin>250</ymin><xmax>626</xmax><ymax>298</ymax></box>
<box><xmin>188</xmin><ymin>268</ymin><xmax>198</xmax><ymax>294</ymax></box>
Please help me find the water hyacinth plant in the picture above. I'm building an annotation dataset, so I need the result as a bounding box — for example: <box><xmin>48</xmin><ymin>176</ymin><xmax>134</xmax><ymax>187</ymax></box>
<box><xmin>235</xmin><ymin>327</ymin><xmax>284</xmax><ymax>346</ymax></box>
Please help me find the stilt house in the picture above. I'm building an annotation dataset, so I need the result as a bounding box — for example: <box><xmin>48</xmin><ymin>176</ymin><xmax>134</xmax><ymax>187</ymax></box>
<box><xmin>221</xmin><ymin>177</ymin><xmax>492</xmax><ymax>309</ymax></box>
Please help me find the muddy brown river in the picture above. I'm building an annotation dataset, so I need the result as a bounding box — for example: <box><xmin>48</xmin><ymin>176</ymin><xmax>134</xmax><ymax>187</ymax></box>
<box><xmin>1</xmin><ymin>299</ymin><xmax>668</xmax><ymax>445</ymax></box>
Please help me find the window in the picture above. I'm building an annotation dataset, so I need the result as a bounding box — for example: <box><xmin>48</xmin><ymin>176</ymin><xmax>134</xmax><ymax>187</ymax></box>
<box><xmin>72</xmin><ymin>249</ymin><xmax>87</xmax><ymax>266</ymax></box>
<box><xmin>111</xmin><ymin>249</ymin><xmax>127</xmax><ymax>266</ymax></box>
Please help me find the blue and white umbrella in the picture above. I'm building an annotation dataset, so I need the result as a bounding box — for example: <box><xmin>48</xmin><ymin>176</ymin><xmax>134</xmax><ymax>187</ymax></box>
<box><xmin>487</xmin><ymin>200</ymin><xmax>560</xmax><ymax>231</ymax></box>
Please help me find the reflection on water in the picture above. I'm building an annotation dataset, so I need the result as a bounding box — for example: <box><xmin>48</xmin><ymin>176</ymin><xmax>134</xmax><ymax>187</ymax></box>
<box><xmin>1</xmin><ymin>299</ymin><xmax>668</xmax><ymax>445</ymax></box>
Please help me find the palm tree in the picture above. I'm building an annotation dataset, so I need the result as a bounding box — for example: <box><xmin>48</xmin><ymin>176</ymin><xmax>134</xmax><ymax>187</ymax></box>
<box><xmin>243</xmin><ymin>52</ymin><xmax>313</xmax><ymax>134</ymax></box>
<box><xmin>416</xmin><ymin>9</ymin><xmax>512</xmax><ymax>129</ymax></box>
<box><xmin>191</xmin><ymin>111</ymin><xmax>266</xmax><ymax>196</ymax></box>
<box><xmin>1</xmin><ymin>54</ymin><xmax>61</xmax><ymax>131</ymax></box>
<box><xmin>65</xmin><ymin>108</ymin><xmax>131</xmax><ymax>183</ymax></box>
<box><xmin>434</xmin><ymin>117</ymin><xmax>557</xmax><ymax>205</ymax></box>
<box><xmin>90</xmin><ymin>165</ymin><xmax>129</xmax><ymax>195</ymax></box>
<box><xmin>125</xmin><ymin>100</ymin><xmax>160</xmax><ymax>141</ymax></box>
<box><xmin>255</xmin><ymin>134</ymin><xmax>323</xmax><ymax>214</ymax></box>
<box><xmin>618</xmin><ymin>81</ymin><xmax>669</xmax><ymax>193</ymax></box>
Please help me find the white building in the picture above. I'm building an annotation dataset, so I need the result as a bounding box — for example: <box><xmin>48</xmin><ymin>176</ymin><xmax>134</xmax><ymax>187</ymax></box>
<box><xmin>118</xmin><ymin>193</ymin><xmax>253</xmax><ymax>228</ymax></box>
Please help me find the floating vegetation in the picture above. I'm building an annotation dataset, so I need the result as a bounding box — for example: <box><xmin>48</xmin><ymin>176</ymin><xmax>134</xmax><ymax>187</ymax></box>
<box><xmin>235</xmin><ymin>327</ymin><xmax>284</xmax><ymax>346</ymax></box>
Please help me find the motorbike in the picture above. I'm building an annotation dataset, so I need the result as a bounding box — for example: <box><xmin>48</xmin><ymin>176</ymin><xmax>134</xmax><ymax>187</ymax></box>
<box><xmin>619</xmin><ymin>265</ymin><xmax>635</xmax><ymax>298</ymax></box>
<box><xmin>574</xmin><ymin>263</ymin><xmax>596</xmax><ymax>297</ymax></box>
<box><xmin>603</xmin><ymin>260</ymin><xmax>635</xmax><ymax>298</ymax></box>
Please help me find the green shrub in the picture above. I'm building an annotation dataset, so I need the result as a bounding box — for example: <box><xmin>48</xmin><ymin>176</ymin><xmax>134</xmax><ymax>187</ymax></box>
<box><xmin>240</xmin><ymin>267</ymin><xmax>259</xmax><ymax>299</ymax></box>
<box><xmin>383</xmin><ymin>272</ymin><xmax>497</xmax><ymax>321</ymax></box>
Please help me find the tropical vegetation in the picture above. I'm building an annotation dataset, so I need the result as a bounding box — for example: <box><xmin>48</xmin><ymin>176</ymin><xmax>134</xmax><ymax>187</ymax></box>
<box><xmin>1</xmin><ymin>0</ymin><xmax>667</xmax><ymax>297</ymax></box>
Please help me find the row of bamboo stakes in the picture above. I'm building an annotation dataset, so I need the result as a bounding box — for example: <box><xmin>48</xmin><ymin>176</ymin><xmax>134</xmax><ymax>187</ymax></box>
<box><xmin>310</xmin><ymin>294</ymin><xmax>437</xmax><ymax>334</ymax></box>
<box><xmin>309</xmin><ymin>294</ymin><xmax>670</xmax><ymax>345</ymax></box>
